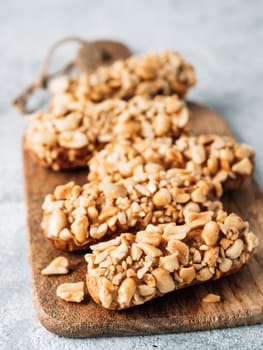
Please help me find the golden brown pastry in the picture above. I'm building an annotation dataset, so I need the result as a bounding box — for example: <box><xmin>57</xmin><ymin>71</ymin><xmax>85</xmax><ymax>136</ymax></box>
<box><xmin>42</xmin><ymin>170</ymin><xmax>221</xmax><ymax>251</ymax></box>
<box><xmin>85</xmin><ymin>214</ymin><xmax>258</xmax><ymax>310</ymax></box>
<box><xmin>88</xmin><ymin>134</ymin><xmax>255</xmax><ymax>190</ymax></box>
<box><xmin>25</xmin><ymin>96</ymin><xmax>189</xmax><ymax>170</ymax></box>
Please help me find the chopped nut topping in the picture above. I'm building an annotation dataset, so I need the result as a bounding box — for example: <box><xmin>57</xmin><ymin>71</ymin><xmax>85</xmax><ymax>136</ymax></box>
<box><xmin>118</xmin><ymin>278</ymin><xmax>137</xmax><ymax>308</ymax></box>
<box><xmin>58</xmin><ymin>131</ymin><xmax>89</xmax><ymax>149</ymax></box>
<box><xmin>202</xmin><ymin>221</ymin><xmax>220</xmax><ymax>246</ymax></box>
<box><xmin>153</xmin><ymin>188</ymin><xmax>172</xmax><ymax>207</ymax></box>
<box><xmin>71</xmin><ymin>216</ymin><xmax>89</xmax><ymax>243</ymax></box>
<box><xmin>179</xmin><ymin>266</ymin><xmax>196</xmax><ymax>284</ymax></box>
<box><xmin>152</xmin><ymin>268</ymin><xmax>175</xmax><ymax>294</ymax></box>
<box><xmin>225</xmin><ymin>239</ymin><xmax>244</xmax><ymax>259</ymax></box>
<box><xmin>46</xmin><ymin>209</ymin><xmax>67</xmax><ymax>238</ymax></box>
<box><xmin>54</xmin><ymin>182</ymin><xmax>75</xmax><ymax>200</ymax></box>
<box><xmin>219</xmin><ymin>258</ymin><xmax>233</xmax><ymax>273</ymax></box>
<box><xmin>232</xmin><ymin>158</ymin><xmax>253</xmax><ymax>175</ymax></box>
<box><xmin>159</xmin><ymin>254</ymin><xmax>179</xmax><ymax>272</ymax></box>
<box><xmin>100</xmin><ymin>183</ymin><xmax>127</xmax><ymax>199</ymax></box>
<box><xmin>196</xmin><ymin>267</ymin><xmax>213</xmax><ymax>281</ymax></box>
<box><xmin>163</xmin><ymin>223</ymin><xmax>190</xmax><ymax>241</ymax></box>
<box><xmin>138</xmin><ymin>284</ymin><xmax>156</xmax><ymax>296</ymax></box>
<box><xmin>136</xmin><ymin>231</ymin><xmax>162</xmax><ymax>246</ymax></box>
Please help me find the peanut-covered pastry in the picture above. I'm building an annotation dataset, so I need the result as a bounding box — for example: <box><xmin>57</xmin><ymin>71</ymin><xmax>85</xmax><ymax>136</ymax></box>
<box><xmin>85</xmin><ymin>213</ymin><xmax>258</xmax><ymax>310</ymax></box>
<box><xmin>25</xmin><ymin>96</ymin><xmax>189</xmax><ymax>170</ymax></box>
<box><xmin>49</xmin><ymin>50</ymin><xmax>196</xmax><ymax>109</ymax></box>
<box><xmin>42</xmin><ymin>169</ymin><xmax>221</xmax><ymax>251</ymax></box>
<box><xmin>88</xmin><ymin>135</ymin><xmax>255</xmax><ymax>190</ymax></box>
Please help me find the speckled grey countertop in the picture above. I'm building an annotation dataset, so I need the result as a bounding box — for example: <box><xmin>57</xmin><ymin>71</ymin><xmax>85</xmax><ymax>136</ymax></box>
<box><xmin>0</xmin><ymin>0</ymin><xmax>263</xmax><ymax>349</ymax></box>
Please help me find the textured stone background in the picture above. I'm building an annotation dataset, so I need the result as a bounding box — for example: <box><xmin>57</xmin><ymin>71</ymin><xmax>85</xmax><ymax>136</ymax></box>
<box><xmin>0</xmin><ymin>0</ymin><xmax>262</xmax><ymax>349</ymax></box>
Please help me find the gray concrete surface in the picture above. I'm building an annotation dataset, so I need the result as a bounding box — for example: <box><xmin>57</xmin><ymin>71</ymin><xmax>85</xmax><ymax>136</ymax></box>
<box><xmin>0</xmin><ymin>0</ymin><xmax>262</xmax><ymax>349</ymax></box>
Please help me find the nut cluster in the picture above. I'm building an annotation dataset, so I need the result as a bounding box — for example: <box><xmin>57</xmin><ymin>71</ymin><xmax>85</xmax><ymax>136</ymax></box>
<box><xmin>42</xmin><ymin>170</ymin><xmax>222</xmax><ymax>251</ymax></box>
<box><xmin>85</xmin><ymin>213</ymin><xmax>258</xmax><ymax>309</ymax></box>
<box><xmin>26</xmin><ymin>96</ymin><xmax>189</xmax><ymax>170</ymax></box>
<box><xmin>49</xmin><ymin>50</ymin><xmax>195</xmax><ymax>107</ymax></box>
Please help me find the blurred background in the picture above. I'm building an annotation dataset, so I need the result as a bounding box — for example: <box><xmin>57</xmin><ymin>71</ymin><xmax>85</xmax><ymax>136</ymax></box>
<box><xmin>0</xmin><ymin>1</ymin><xmax>262</xmax><ymax>349</ymax></box>
<box><xmin>2</xmin><ymin>0</ymin><xmax>263</xmax><ymax>180</ymax></box>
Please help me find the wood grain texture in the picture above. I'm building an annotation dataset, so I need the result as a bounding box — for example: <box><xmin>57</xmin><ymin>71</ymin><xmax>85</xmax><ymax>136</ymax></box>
<box><xmin>23</xmin><ymin>101</ymin><xmax>263</xmax><ymax>337</ymax></box>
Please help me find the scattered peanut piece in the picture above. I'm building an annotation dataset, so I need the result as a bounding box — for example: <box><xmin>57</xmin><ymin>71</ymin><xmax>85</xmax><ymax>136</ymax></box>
<box><xmin>41</xmin><ymin>256</ymin><xmax>69</xmax><ymax>275</ymax></box>
<box><xmin>202</xmin><ymin>293</ymin><xmax>221</xmax><ymax>303</ymax></box>
<box><xmin>56</xmin><ymin>282</ymin><xmax>84</xmax><ymax>303</ymax></box>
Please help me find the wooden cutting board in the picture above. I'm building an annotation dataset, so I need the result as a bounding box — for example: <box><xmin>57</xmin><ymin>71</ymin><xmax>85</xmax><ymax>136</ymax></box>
<box><xmin>23</xmin><ymin>101</ymin><xmax>263</xmax><ymax>337</ymax></box>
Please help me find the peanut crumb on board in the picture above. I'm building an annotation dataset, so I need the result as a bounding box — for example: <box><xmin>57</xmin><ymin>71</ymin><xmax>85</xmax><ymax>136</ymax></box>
<box><xmin>56</xmin><ymin>282</ymin><xmax>84</xmax><ymax>303</ymax></box>
<box><xmin>202</xmin><ymin>293</ymin><xmax>221</xmax><ymax>303</ymax></box>
<box><xmin>41</xmin><ymin>256</ymin><xmax>69</xmax><ymax>275</ymax></box>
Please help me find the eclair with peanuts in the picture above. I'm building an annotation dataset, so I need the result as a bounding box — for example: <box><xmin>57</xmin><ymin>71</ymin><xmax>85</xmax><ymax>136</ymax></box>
<box><xmin>85</xmin><ymin>213</ymin><xmax>258</xmax><ymax>310</ymax></box>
